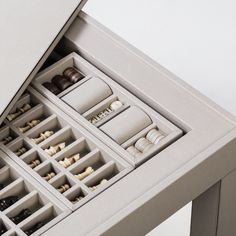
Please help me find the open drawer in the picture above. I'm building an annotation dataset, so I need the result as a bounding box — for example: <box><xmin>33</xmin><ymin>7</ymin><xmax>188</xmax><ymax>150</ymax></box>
<box><xmin>33</xmin><ymin>52</ymin><xmax>183</xmax><ymax>166</ymax></box>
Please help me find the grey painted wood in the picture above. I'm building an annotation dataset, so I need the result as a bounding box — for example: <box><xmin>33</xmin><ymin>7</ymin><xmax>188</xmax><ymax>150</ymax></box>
<box><xmin>191</xmin><ymin>169</ymin><xmax>236</xmax><ymax>236</ymax></box>
<box><xmin>191</xmin><ymin>183</ymin><xmax>220</xmax><ymax>236</ymax></box>
<box><xmin>217</xmin><ymin>170</ymin><xmax>236</xmax><ymax>236</ymax></box>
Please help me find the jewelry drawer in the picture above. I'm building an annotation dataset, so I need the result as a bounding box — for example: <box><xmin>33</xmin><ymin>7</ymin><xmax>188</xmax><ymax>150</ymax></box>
<box><xmin>33</xmin><ymin>52</ymin><xmax>183</xmax><ymax>166</ymax></box>
<box><xmin>0</xmin><ymin>89</ymin><xmax>132</xmax><ymax>212</ymax></box>
<box><xmin>0</xmin><ymin>150</ymin><xmax>69</xmax><ymax>236</ymax></box>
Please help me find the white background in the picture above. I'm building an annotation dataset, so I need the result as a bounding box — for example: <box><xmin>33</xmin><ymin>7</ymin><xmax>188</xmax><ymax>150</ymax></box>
<box><xmin>84</xmin><ymin>1</ymin><xmax>236</xmax><ymax>235</ymax></box>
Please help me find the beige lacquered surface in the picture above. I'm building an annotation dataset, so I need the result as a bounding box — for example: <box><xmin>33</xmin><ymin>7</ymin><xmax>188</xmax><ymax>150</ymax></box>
<box><xmin>0</xmin><ymin>0</ymin><xmax>86</xmax><ymax>124</ymax></box>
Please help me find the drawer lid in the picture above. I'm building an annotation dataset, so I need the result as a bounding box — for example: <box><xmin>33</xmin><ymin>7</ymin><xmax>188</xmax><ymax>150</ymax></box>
<box><xmin>0</xmin><ymin>0</ymin><xmax>87</xmax><ymax>125</ymax></box>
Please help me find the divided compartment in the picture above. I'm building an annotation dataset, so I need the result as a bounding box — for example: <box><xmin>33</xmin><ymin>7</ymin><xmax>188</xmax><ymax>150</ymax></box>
<box><xmin>50</xmin><ymin>174</ymin><xmax>76</xmax><ymax>194</ymax></box>
<box><xmin>0</xmin><ymin>127</ymin><xmax>19</xmax><ymax>146</ymax></box>
<box><xmin>70</xmin><ymin>149</ymin><xmax>114</xmax><ymax>181</ymax></box>
<box><xmin>12</xmin><ymin>104</ymin><xmax>49</xmax><ymax>134</ymax></box>
<box><xmin>36</xmin><ymin>162</ymin><xmax>61</xmax><ymax>182</ymax></box>
<box><xmin>26</xmin><ymin>115</ymin><xmax>63</xmax><ymax>145</ymax></box>
<box><xmin>0</xmin><ymin>179</ymin><xmax>29</xmax><ymax>212</ymax></box>
<box><xmin>20</xmin><ymin>204</ymin><xmax>62</xmax><ymax>236</ymax></box>
<box><xmin>63</xmin><ymin>186</ymin><xmax>87</xmax><ymax>204</ymax></box>
<box><xmin>83</xmin><ymin>94</ymin><xmax>129</xmax><ymax>127</ymax></box>
<box><xmin>33</xmin><ymin>52</ymin><xmax>183</xmax><ymax>166</ymax></box>
<box><xmin>0</xmin><ymin>166</ymin><xmax>18</xmax><ymax>192</ymax></box>
<box><xmin>54</xmin><ymin>138</ymin><xmax>92</xmax><ymax>169</ymax></box>
<box><xmin>40</xmin><ymin>127</ymin><xmax>78</xmax><ymax>156</ymax></box>
<box><xmin>4</xmin><ymin>94</ymin><xmax>37</xmax><ymax>124</ymax></box>
<box><xmin>34</xmin><ymin>54</ymin><xmax>87</xmax><ymax>98</ymax></box>
<box><xmin>7</xmin><ymin>139</ymin><xmax>31</xmax><ymax>157</ymax></box>
<box><xmin>21</xmin><ymin>150</ymin><xmax>46</xmax><ymax>170</ymax></box>
<box><xmin>6</xmin><ymin>192</ymin><xmax>44</xmax><ymax>224</ymax></box>
<box><xmin>84</xmin><ymin>161</ymin><xmax>119</xmax><ymax>192</ymax></box>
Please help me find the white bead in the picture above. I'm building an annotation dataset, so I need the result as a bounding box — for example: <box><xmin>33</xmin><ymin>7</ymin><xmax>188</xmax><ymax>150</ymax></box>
<box><xmin>110</xmin><ymin>101</ymin><xmax>123</xmax><ymax>111</ymax></box>
<box><xmin>126</xmin><ymin>145</ymin><xmax>142</xmax><ymax>156</ymax></box>
<box><xmin>146</xmin><ymin>129</ymin><xmax>164</xmax><ymax>144</ymax></box>
<box><xmin>135</xmin><ymin>137</ymin><xmax>153</xmax><ymax>153</ymax></box>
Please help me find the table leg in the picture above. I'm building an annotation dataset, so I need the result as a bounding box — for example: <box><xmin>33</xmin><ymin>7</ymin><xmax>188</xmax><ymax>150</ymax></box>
<box><xmin>191</xmin><ymin>169</ymin><xmax>236</xmax><ymax>236</ymax></box>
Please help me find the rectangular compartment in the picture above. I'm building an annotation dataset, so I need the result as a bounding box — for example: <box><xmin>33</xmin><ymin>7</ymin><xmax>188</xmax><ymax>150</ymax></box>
<box><xmin>21</xmin><ymin>150</ymin><xmax>46</xmax><ymax>170</ymax></box>
<box><xmin>50</xmin><ymin>175</ymin><xmax>76</xmax><ymax>194</ymax></box>
<box><xmin>40</xmin><ymin>127</ymin><xmax>77</xmax><ymax>155</ymax></box>
<box><xmin>64</xmin><ymin>187</ymin><xmax>87</xmax><ymax>204</ymax></box>
<box><xmin>84</xmin><ymin>161</ymin><xmax>118</xmax><ymax>192</ymax></box>
<box><xmin>6</xmin><ymin>192</ymin><xmax>43</xmax><ymax>224</ymax></box>
<box><xmin>54</xmin><ymin>138</ymin><xmax>91</xmax><ymax>169</ymax></box>
<box><xmin>26</xmin><ymin>115</ymin><xmax>62</xmax><ymax>144</ymax></box>
<box><xmin>0</xmin><ymin>166</ymin><xmax>18</xmax><ymax>192</ymax></box>
<box><xmin>20</xmin><ymin>204</ymin><xmax>62</xmax><ymax>236</ymax></box>
<box><xmin>4</xmin><ymin>94</ymin><xmax>37</xmax><ymax>124</ymax></box>
<box><xmin>7</xmin><ymin>139</ymin><xmax>31</xmax><ymax>158</ymax></box>
<box><xmin>0</xmin><ymin>127</ymin><xmax>19</xmax><ymax>146</ymax></box>
<box><xmin>11</xmin><ymin>104</ymin><xmax>46</xmax><ymax>134</ymax></box>
<box><xmin>33</xmin><ymin>52</ymin><xmax>183</xmax><ymax>166</ymax></box>
<box><xmin>83</xmin><ymin>94</ymin><xmax>129</xmax><ymax>127</ymax></box>
<box><xmin>36</xmin><ymin>162</ymin><xmax>61</xmax><ymax>182</ymax></box>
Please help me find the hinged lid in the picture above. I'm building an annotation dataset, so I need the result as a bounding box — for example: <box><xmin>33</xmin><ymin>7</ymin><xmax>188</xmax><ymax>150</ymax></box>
<box><xmin>0</xmin><ymin>0</ymin><xmax>87</xmax><ymax>125</ymax></box>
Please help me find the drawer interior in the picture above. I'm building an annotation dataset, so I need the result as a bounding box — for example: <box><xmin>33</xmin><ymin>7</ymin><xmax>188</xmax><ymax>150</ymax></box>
<box><xmin>0</xmin><ymin>90</ymin><xmax>131</xmax><ymax>213</ymax></box>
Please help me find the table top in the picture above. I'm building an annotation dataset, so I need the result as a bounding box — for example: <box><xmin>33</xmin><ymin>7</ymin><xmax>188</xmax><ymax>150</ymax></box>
<box><xmin>84</xmin><ymin>0</ymin><xmax>236</xmax><ymax>117</ymax></box>
<box><xmin>83</xmin><ymin>1</ymin><xmax>235</xmax><ymax>235</ymax></box>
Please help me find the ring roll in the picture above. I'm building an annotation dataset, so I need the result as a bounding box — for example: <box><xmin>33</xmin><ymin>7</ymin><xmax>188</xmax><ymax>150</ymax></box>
<box><xmin>62</xmin><ymin>77</ymin><xmax>112</xmax><ymax>114</ymax></box>
<box><xmin>100</xmin><ymin>106</ymin><xmax>152</xmax><ymax>144</ymax></box>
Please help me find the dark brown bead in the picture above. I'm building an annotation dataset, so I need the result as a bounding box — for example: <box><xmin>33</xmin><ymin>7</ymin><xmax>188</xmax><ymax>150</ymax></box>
<box><xmin>51</xmin><ymin>75</ymin><xmax>72</xmax><ymax>91</ymax></box>
<box><xmin>63</xmin><ymin>67</ymin><xmax>84</xmax><ymax>83</ymax></box>
<box><xmin>43</xmin><ymin>82</ymin><xmax>61</xmax><ymax>95</ymax></box>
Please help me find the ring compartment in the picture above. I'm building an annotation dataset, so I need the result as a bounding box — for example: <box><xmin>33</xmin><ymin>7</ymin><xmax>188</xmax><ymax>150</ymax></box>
<box><xmin>33</xmin><ymin>52</ymin><xmax>183</xmax><ymax>166</ymax></box>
